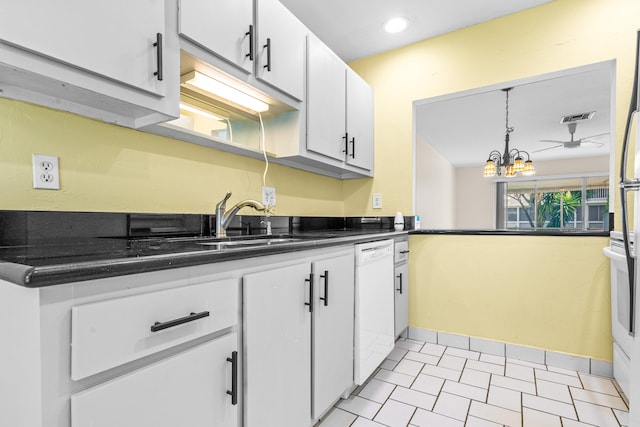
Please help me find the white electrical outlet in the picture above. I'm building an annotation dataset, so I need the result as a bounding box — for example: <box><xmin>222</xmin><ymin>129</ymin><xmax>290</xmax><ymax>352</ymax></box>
<box><xmin>372</xmin><ymin>194</ymin><xmax>382</xmax><ymax>209</ymax></box>
<box><xmin>32</xmin><ymin>154</ymin><xmax>60</xmax><ymax>190</ymax></box>
<box><xmin>262</xmin><ymin>186</ymin><xmax>276</xmax><ymax>206</ymax></box>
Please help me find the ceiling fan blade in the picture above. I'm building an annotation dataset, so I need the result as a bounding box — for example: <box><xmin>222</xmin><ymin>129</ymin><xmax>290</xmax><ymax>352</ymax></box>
<box><xmin>580</xmin><ymin>140</ymin><xmax>605</xmax><ymax>147</ymax></box>
<box><xmin>581</xmin><ymin>132</ymin><xmax>609</xmax><ymax>140</ymax></box>
<box><xmin>539</xmin><ymin>139</ymin><xmax>567</xmax><ymax>143</ymax></box>
<box><xmin>533</xmin><ymin>145</ymin><xmax>562</xmax><ymax>153</ymax></box>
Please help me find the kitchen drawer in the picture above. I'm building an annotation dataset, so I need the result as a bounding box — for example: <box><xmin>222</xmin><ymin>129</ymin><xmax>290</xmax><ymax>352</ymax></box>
<box><xmin>71</xmin><ymin>279</ymin><xmax>238</xmax><ymax>380</ymax></box>
<box><xmin>71</xmin><ymin>333</ymin><xmax>238</xmax><ymax>427</ymax></box>
<box><xmin>394</xmin><ymin>240</ymin><xmax>409</xmax><ymax>263</ymax></box>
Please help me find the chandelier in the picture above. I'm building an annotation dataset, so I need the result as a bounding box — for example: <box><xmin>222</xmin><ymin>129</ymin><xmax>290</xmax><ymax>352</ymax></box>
<box><xmin>483</xmin><ymin>88</ymin><xmax>535</xmax><ymax>177</ymax></box>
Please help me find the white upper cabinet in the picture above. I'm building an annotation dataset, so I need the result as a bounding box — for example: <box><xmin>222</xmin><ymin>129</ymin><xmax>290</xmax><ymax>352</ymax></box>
<box><xmin>346</xmin><ymin>68</ymin><xmax>374</xmax><ymax>171</ymax></box>
<box><xmin>255</xmin><ymin>0</ymin><xmax>306</xmax><ymax>100</ymax></box>
<box><xmin>305</xmin><ymin>34</ymin><xmax>374</xmax><ymax>175</ymax></box>
<box><xmin>307</xmin><ymin>34</ymin><xmax>348</xmax><ymax>162</ymax></box>
<box><xmin>0</xmin><ymin>0</ymin><xmax>166</xmax><ymax>96</ymax></box>
<box><xmin>0</xmin><ymin>0</ymin><xmax>179</xmax><ymax>128</ymax></box>
<box><xmin>178</xmin><ymin>0</ymin><xmax>254</xmax><ymax>73</ymax></box>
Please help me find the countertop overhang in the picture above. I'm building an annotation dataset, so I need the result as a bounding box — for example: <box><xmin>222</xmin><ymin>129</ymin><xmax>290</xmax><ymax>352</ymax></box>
<box><xmin>0</xmin><ymin>231</ymin><xmax>406</xmax><ymax>288</ymax></box>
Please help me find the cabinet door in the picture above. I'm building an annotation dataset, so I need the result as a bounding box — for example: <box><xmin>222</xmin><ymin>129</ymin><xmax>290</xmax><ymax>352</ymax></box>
<box><xmin>244</xmin><ymin>262</ymin><xmax>312</xmax><ymax>427</ymax></box>
<box><xmin>312</xmin><ymin>252</ymin><xmax>355</xmax><ymax>419</ymax></box>
<box><xmin>346</xmin><ymin>68</ymin><xmax>374</xmax><ymax>171</ymax></box>
<box><xmin>179</xmin><ymin>0</ymin><xmax>253</xmax><ymax>73</ymax></box>
<box><xmin>71</xmin><ymin>333</ymin><xmax>239</xmax><ymax>427</ymax></box>
<box><xmin>255</xmin><ymin>0</ymin><xmax>306</xmax><ymax>100</ymax></box>
<box><xmin>0</xmin><ymin>0</ymin><xmax>166</xmax><ymax>96</ymax></box>
<box><xmin>395</xmin><ymin>262</ymin><xmax>409</xmax><ymax>337</ymax></box>
<box><xmin>307</xmin><ymin>34</ymin><xmax>348</xmax><ymax>162</ymax></box>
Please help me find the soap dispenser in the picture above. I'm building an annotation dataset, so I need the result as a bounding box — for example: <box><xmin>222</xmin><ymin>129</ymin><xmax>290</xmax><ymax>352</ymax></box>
<box><xmin>394</xmin><ymin>212</ymin><xmax>404</xmax><ymax>231</ymax></box>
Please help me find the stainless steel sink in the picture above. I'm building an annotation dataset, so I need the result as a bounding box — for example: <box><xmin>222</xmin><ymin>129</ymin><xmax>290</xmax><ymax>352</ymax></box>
<box><xmin>196</xmin><ymin>237</ymin><xmax>302</xmax><ymax>249</ymax></box>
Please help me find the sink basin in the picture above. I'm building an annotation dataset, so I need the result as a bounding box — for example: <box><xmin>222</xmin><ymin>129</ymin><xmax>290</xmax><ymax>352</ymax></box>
<box><xmin>196</xmin><ymin>237</ymin><xmax>302</xmax><ymax>249</ymax></box>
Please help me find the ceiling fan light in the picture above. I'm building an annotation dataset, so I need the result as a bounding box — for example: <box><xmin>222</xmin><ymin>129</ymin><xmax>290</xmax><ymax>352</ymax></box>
<box><xmin>483</xmin><ymin>160</ymin><xmax>497</xmax><ymax>177</ymax></box>
<box><xmin>522</xmin><ymin>160</ymin><xmax>535</xmax><ymax>176</ymax></box>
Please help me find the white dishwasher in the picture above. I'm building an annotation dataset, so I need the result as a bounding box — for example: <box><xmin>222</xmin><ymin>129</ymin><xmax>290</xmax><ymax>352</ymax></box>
<box><xmin>354</xmin><ymin>239</ymin><xmax>395</xmax><ymax>385</ymax></box>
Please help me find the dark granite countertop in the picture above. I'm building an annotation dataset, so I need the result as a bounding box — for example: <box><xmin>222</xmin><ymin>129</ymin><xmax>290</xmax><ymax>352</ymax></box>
<box><xmin>0</xmin><ymin>230</ymin><xmax>407</xmax><ymax>288</ymax></box>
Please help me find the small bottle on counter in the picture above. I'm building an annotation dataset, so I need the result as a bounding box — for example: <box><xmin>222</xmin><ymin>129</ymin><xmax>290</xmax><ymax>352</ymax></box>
<box><xmin>415</xmin><ymin>215</ymin><xmax>421</xmax><ymax>230</ymax></box>
<box><xmin>394</xmin><ymin>212</ymin><xmax>405</xmax><ymax>231</ymax></box>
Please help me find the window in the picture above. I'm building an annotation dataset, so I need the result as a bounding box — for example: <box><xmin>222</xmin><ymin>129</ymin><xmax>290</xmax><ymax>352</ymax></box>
<box><xmin>500</xmin><ymin>175</ymin><xmax>609</xmax><ymax>231</ymax></box>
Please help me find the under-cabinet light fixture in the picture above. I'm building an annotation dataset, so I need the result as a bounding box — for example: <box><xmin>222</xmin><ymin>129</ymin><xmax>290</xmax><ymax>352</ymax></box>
<box><xmin>179</xmin><ymin>103</ymin><xmax>224</xmax><ymax>121</ymax></box>
<box><xmin>181</xmin><ymin>71</ymin><xmax>269</xmax><ymax>113</ymax></box>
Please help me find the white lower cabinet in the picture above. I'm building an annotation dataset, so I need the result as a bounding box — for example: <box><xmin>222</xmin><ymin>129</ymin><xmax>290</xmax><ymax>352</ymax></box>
<box><xmin>312</xmin><ymin>253</ymin><xmax>355</xmax><ymax>419</ymax></box>
<box><xmin>394</xmin><ymin>262</ymin><xmax>409</xmax><ymax>337</ymax></box>
<box><xmin>243</xmin><ymin>248</ymin><xmax>355</xmax><ymax>426</ymax></box>
<box><xmin>394</xmin><ymin>238</ymin><xmax>410</xmax><ymax>338</ymax></box>
<box><xmin>71</xmin><ymin>333</ymin><xmax>238</xmax><ymax>427</ymax></box>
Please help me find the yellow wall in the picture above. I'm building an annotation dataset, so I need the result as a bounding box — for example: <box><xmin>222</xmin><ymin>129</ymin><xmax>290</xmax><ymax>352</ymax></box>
<box><xmin>346</xmin><ymin>0</ymin><xmax>640</xmax><ymax>219</ymax></box>
<box><xmin>0</xmin><ymin>99</ymin><xmax>344</xmax><ymax>215</ymax></box>
<box><xmin>344</xmin><ymin>0</ymin><xmax>638</xmax><ymax>359</ymax></box>
<box><xmin>410</xmin><ymin>235</ymin><xmax>612</xmax><ymax>360</ymax></box>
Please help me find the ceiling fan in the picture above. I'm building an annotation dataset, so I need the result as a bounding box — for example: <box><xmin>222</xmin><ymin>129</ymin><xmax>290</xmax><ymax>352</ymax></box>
<box><xmin>534</xmin><ymin>122</ymin><xmax>608</xmax><ymax>152</ymax></box>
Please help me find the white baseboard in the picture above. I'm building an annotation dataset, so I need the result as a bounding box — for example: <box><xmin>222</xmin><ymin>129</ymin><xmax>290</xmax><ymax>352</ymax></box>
<box><xmin>407</xmin><ymin>326</ymin><xmax>613</xmax><ymax>378</ymax></box>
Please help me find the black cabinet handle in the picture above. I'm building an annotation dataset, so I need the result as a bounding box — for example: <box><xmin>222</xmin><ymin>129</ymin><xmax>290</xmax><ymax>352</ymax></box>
<box><xmin>304</xmin><ymin>273</ymin><xmax>314</xmax><ymax>312</ymax></box>
<box><xmin>400</xmin><ymin>250</ymin><xmax>410</xmax><ymax>254</ymax></box>
<box><xmin>245</xmin><ymin>25</ymin><xmax>254</xmax><ymax>61</ymax></box>
<box><xmin>396</xmin><ymin>273</ymin><xmax>403</xmax><ymax>294</ymax></box>
<box><xmin>153</xmin><ymin>32</ymin><xmax>163</xmax><ymax>81</ymax></box>
<box><xmin>150</xmin><ymin>310</ymin><xmax>209</xmax><ymax>332</ymax></box>
<box><xmin>349</xmin><ymin>137</ymin><xmax>356</xmax><ymax>158</ymax></box>
<box><xmin>319</xmin><ymin>270</ymin><xmax>329</xmax><ymax>306</ymax></box>
<box><xmin>263</xmin><ymin>38</ymin><xmax>271</xmax><ymax>71</ymax></box>
<box><xmin>226</xmin><ymin>351</ymin><xmax>238</xmax><ymax>405</ymax></box>
<box><xmin>342</xmin><ymin>133</ymin><xmax>349</xmax><ymax>154</ymax></box>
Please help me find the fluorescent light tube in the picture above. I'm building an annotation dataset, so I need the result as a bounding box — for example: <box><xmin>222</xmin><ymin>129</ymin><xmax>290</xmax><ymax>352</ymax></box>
<box><xmin>182</xmin><ymin>71</ymin><xmax>269</xmax><ymax>113</ymax></box>
<box><xmin>179</xmin><ymin>103</ymin><xmax>224</xmax><ymax>121</ymax></box>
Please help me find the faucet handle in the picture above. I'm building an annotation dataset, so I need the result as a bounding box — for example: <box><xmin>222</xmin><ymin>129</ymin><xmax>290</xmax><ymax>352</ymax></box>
<box><xmin>216</xmin><ymin>191</ymin><xmax>232</xmax><ymax>209</ymax></box>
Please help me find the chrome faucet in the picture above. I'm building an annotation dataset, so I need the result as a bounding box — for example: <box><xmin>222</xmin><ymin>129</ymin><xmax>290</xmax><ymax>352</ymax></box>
<box><xmin>215</xmin><ymin>191</ymin><xmax>267</xmax><ymax>238</ymax></box>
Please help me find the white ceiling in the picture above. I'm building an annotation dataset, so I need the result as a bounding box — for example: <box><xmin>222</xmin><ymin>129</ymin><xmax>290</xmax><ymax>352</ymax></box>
<box><xmin>415</xmin><ymin>65</ymin><xmax>612</xmax><ymax>167</ymax></box>
<box><xmin>279</xmin><ymin>0</ymin><xmax>554</xmax><ymax>62</ymax></box>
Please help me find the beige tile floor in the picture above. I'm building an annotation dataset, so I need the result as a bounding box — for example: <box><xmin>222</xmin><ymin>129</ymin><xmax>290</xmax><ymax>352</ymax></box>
<box><xmin>317</xmin><ymin>338</ymin><xmax>629</xmax><ymax>427</ymax></box>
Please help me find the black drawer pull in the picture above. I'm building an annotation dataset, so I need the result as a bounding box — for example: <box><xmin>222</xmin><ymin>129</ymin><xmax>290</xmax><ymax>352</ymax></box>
<box><xmin>400</xmin><ymin>250</ymin><xmax>410</xmax><ymax>254</ymax></box>
<box><xmin>396</xmin><ymin>273</ymin><xmax>403</xmax><ymax>294</ymax></box>
<box><xmin>150</xmin><ymin>310</ymin><xmax>209</xmax><ymax>332</ymax></box>
<box><xmin>319</xmin><ymin>270</ymin><xmax>329</xmax><ymax>306</ymax></box>
<box><xmin>226</xmin><ymin>351</ymin><xmax>238</xmax><ymax>405</ymax></box>
<box><xmin>304</xmin><ymin>273</ymin><xmax>314</xmax><ymax>312</ymax></box>
<box><xmin>153</xmin><ymin>32</ymin><xmax>163</xmax><ymax>81</ymax></box>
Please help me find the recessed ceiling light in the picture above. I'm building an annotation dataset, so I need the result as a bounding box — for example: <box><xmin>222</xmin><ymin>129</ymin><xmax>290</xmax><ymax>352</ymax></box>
<box><xmin>384</xmin><ymin>17</ymin><xmax>409</xmax><ymax>34</ymax></box>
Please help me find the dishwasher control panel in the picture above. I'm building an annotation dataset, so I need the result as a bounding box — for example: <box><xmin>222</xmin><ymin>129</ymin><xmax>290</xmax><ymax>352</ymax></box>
<box><xmin>357</xmin><ymin>240</ymin><xmax>393</xmax><ymax>264</ymax></box>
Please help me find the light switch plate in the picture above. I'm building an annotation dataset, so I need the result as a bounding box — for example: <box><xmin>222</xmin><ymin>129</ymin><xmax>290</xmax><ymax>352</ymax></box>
<box><xmin>32</xmin><ymin>154</ymin><xmax>60</xmax><ymax>190</ymax></box>
<box><xmin>372</xmin><ymin>194</ymin><xmax>382</xmax><ymax>209</ymax></box>
<box><xmin>262</xmin><ymin>186</ymin><xmax>276</xmax><ymax>206</ymax></box>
